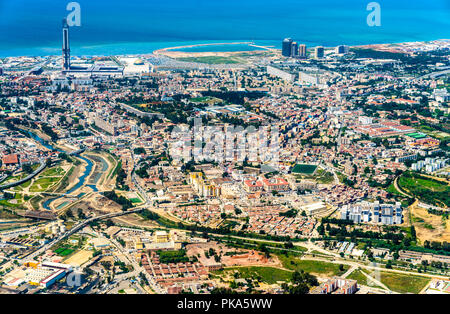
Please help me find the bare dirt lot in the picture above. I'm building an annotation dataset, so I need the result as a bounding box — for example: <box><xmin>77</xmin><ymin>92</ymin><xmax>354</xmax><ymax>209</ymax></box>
<box><xmin>186</xmin><ymin>242</ymin><xmax>281</xmax><ymax>268</ymax></box>
<box><xmin>411</xmin><ymin>203</ymin><xmax>450</xmax><ymax>244</ymax></box>
<box><xmin>65</xmin><ymin>250</ymin><xmax>93</xmax><ymax>267</ymax></box>
<box><xmin>111</xmin><ymin>213</ymin><xmax>160</xmax><ymax>229</ymax></box>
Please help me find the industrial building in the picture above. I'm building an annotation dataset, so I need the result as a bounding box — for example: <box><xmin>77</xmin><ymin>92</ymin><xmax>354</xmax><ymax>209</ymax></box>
<box><xmin>24</xmin><ymin>261</ymin><xmax>72</xmax><ymax>288</ymax></box>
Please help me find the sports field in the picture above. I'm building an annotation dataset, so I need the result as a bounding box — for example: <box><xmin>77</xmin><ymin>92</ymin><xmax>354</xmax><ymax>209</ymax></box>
<box><xmin>405</xmin><ymin>132</ymin><xmax>427</xmax><ymax>139</ymax></box>
<box><xmin>54</xmin><ymin>246</ymin><xmax>75</xmax><ymax>256</ymax></box>
<box><xmin>292</xmin><ymin>164</ymin><xmax>317</xmax><ymax>175</ymax></box>
<box><xmin>65</xmin><ymin>250</ymin><xmax>94</xmax><ymax>266</ymax></box>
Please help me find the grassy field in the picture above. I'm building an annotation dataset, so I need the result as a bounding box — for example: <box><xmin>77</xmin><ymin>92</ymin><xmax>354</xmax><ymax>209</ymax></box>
<box><xmin>386</xmin><ymin>183</ymin><xmax>404</xmax><ymax>196</ymax></box>
<box><xmin>129</xmin><ymin>197</ymin><xmax>142</xmax><ymax>204</ymax></box>
<box><xmin>378</xmin><ymin>271</ymin><xmax>430</xmax><ymax>294</ymax></box>
<box><xmin>0</xmin><ymin>193</ymin><xmax>24</xmax><ymax>208</ymax></box>
<box><xmin>29</xmin><ymin>177</ymin><xmax>60</xmax><ymax>192</ymax></box>
<box><xmin>218</xmin><ymin>237</ymin><xmax>308</xmax><ymax>255</ymax></box>
<box><xmin>54</xmin><ymin>246</ymin><xmax>75</xmax><ymax>257</ymax></box>
<box><xmin>346</xmin><ymin>269</ymin><xmax>384</xmax><ymax>289</ymax></box>
<box><xmin>177</xmin><ymin>56</ymin><xmax>241</xmax><ymax>64</ymax></box>
<box><xmin>214</xmin><ymin>266</ymin><xmax>292</xmax><ymax>284</ymax></box>
<box><xmin>11</xmin><ymin>179</ymin><xmax>32</xmax><ymax>191</ymax></box>
<box><xmin>314</xmin><ymin>169</ymin><xmax>335</xmax><ymax>184</ymax></box>
<box><xmin>109</xmin><ymin>160</ymin><xmax>122</xmax><ymax>180</ymax></box>
<box><xmin>28</xmin><ymin>166</ymin><xmax>66</xmax><ymax>193</ymax></box>
<box><xmin>416</xmin><ymin>125</ymin><xmax>450</xmax><ymax>140</ymax></box>
<box><xmin>279</xmin><ymin>255</ymin><xmax>349</xmax><ymax>277</ymax></box>
<box><xmin>398</xmin><ymin>172</ymin><xmax>449</xmax><ymax>207</ymax></box>
<box><xmin>190</xmin><ymin>96</ymin><xmax>222</xmax><ymax>104</ymax></box>
<box><xmin>41</xmin><ymin>167</ymin><xmax>65</xmax><ymax>177</ymax></box>
<box><xmin>30</xmin><ymin>195</ymin><xmax>43</xmax><ymax>210</ymax></box>
<box><xmin>2</xmin><ymin>173</ymin><xmax>28</xmax><ymax>184</ymax></box>
<box><xmin>292</xmin><ymin>164</ymin><xmax>318</xmax><ymax>175</ymax></box>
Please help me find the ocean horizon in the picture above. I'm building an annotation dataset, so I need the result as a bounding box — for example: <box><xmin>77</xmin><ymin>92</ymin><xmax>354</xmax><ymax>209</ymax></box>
<box><xmin>0</xmin><ymin>0</ymin><xmax>449</xmax><ymax>57</ymax></box>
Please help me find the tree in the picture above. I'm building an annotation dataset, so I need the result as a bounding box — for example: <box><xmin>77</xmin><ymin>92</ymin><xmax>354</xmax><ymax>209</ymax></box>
<box><xmin>65</xmin><ymin>210</ymin><xmax>73</xmax><ymax>218</ymax></box>
<box><xmin>134</xmin><ymin>147</ymin><xmax>146</xmax><ymax>155</ymax></box>
<box><xmin>77</xmin><ymin>208</ymin><xmax>85</xmax><ymax>219</ymax></box>
<box><xmin>317</xmin><ymin>224</ymin><xmax>325</xmax><ymax>236</ymax></box>
<box><xmin>22</xmin><ymin>164</ymin><xmax>33</xmax><ymax>174</ymax></box>
<box><xmin>386</xmin><ymin>261</ymin><xmax>393</xmax><ymax>269</ymax></box>
<box><xmin>101</xmin><ymin>261</ymin><xmax>112</xmax><ymax>270</ymax></box>
<box><xmin>285</xmin><ymin>270</ymin><xmax>318</xmax><ymax>294</ymax></box>
<box><xmin>393</xmin><ymin>251</ymin><xmax>400</xmax><ymax>260</ymax></box>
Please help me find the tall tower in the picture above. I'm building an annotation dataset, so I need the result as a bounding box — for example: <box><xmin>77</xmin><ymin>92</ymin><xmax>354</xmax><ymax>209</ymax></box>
<box><xmin>291</xmin><ymin>41</ymin><xmax>299</xmax><ymax>58</ymax></box>
<box><xmin>282</xmin><ymin>38</ymin><xmax>293</xmax><ymax>57</ymax></box>
<box><xmin>314</xmin><ymin>46</ymin><xmax>324</xmax><ymax>59</ymax></box>
<box><xmin>299</xmin><ymin>44</ymin><xmax>307</xmax><ymax>58</ymax></box>
<box><xmin>62</xmin><ymin>18</ymin><xmax>71</xmax><ymax>71</ymax></box>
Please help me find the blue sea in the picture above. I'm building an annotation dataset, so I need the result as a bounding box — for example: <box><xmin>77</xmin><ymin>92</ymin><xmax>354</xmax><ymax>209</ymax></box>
<box><xmin>0</xmin><ymin>0</ymin><xmax>449</xmax><ymax>57</ymax></box>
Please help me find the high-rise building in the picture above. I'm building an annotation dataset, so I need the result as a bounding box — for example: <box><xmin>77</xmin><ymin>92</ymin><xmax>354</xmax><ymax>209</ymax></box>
<box><xmin>335</xmin><ymin>45</ymin><xmax>349</xmax><ymax>55</ymax></box>
<box><xmin>298</xmin><ymin>44</ymin><xmax>307</xmax><ymax>58</ymax></box>
<box><xmin>282</xmin><ymin>38</ymin><xmax>293</xmax><ymax>57</ymax></box>
<box><xmin>291</xmin><ymin>41</ymin><xmax>299</xmax><ymax>57</ymax></box>
<box><xmin>314</xmin><ymin>46</ymin><xmax>324</xmax><ymax>59</ymax></box>
<box><xmin>62</xmin><ymin>18</ymin><xmax>71</xmax><ymax>71</ymax></box>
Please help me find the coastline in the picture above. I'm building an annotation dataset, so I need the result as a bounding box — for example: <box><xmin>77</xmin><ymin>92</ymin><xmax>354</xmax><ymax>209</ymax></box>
<box><xmin>1</xmin><ymin>38</ymin><xmax>449</xmax><ymax>59</ymax></box>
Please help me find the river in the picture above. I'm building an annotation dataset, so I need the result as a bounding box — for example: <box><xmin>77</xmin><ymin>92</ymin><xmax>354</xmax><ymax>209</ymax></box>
<box><xmin>26</xmin><ymin>131</ymin><xmax>95</xmax><ymax>210</ymax></box>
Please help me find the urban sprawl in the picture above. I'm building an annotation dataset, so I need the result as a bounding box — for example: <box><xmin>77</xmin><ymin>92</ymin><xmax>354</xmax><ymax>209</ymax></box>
<box><xmin>0</xmin><ymin>23</ymin><xmax>449</xmax><ymax>295</ymax></box>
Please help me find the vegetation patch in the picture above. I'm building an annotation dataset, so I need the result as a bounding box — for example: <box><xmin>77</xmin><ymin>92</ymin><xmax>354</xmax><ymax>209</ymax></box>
<box><xmin>279</xmin><ymin>255</ymin><xmax>349</xmax><ymax>277</ymax></box>
<box><xmin>398</xmin><ymin>172</ymin><xmax>449</xmax><ymax>207</ymax></box>
<box><xmin>157</xmin><ymin>249</ymin><xmax>190</xmax><ymax>264</ymax></box>
<box><xmin>379</xmin><ymin>271</ymin><xmax>430</xmax><ymax>294</ymax></box>
<box><xmin>292</xmin><ymin>164</ymin><xmax>317</xmax><ymax>175</ymax></box>
<box><xmin>176</xmin><ymin>56</ymin><xmax>241</xmax><ymax>64</ymax></box>
<box><xmin>215</xmin><ymin>266</ymin><xmax>292</xmax><ymax>285</ymax></box>
<box><xmin>54</xmin><ymin>246</ymin><xmax>75</xmax><ymax>257</ymax></box>
<box><xmin>346</xmin><ymin>269</ymin><xmax>384</xmax><ymax>289</ymax></box>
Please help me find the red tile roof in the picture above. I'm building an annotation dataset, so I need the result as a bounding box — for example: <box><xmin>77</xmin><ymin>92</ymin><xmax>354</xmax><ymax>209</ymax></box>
<box><xmin>2</xmin><ymin>154</ymin><xmax>19</xmax><ymax>165</ymax></box>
